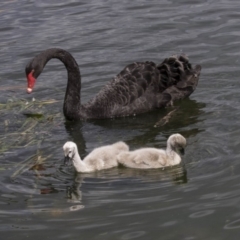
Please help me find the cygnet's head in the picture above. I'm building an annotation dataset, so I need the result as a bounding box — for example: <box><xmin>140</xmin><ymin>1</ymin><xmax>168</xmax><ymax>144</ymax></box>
<box><xmin>167</xmin><ymin>133</ymin><xmax>186</xmax><ymax>154</ymax></box>
<box><xmin>63</xmin><ymin>141</ymin><xmax>78</xmax><ymax>165</ymax></box>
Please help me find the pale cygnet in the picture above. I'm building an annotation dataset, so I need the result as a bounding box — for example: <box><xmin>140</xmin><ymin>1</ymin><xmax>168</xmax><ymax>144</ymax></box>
<box><xmin>63</xmin><ymin>141</ymin><xmax>129</xmax><ymax>173</ymax></box>
<box><xmin>117</xmin><ymin>133</ymin><xmax>186</xmax><ymax>169</ymax></box>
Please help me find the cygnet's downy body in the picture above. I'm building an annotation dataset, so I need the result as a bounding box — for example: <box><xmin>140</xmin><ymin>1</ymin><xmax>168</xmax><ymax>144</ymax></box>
<box><xmin>63</xmin><ymin>141</ymin><xmax>129</xmax><ymax>173</ymax></box>
<box><xmin>117</xmin><ymin>134</ymin><xmax>186</xmax><ymax>169</ymax></box>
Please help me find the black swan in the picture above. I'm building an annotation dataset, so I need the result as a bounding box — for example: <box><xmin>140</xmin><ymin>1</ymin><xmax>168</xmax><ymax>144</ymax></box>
<box><xmin>25</xmin><ymin>48</ymin><xmax>201</xmax><ymax>120</ymax></box>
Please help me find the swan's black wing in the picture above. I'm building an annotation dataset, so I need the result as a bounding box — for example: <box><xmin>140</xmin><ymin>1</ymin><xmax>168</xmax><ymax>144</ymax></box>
<box><xmin>157</xmin><ymin>55</ymin><xmax>201</xmax><ymax>105</ymax></box>
<box><xmin>83</xmin><ymin>55</ymin><xmax>201</xmax><ymax>118</ymax></box>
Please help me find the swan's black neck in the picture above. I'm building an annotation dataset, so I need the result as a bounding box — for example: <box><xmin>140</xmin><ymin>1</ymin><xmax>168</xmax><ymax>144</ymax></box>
<box><xmin>34</xmin><ymin>48</ymin><xmax>83</xmax><ymax>120</ymax></box>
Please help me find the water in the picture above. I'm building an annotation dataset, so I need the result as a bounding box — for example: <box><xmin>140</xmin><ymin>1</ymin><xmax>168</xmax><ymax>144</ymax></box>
<box><xmin>1</xmin><ymin>0</ymin><xmax>240</xmax><ymax>239</ymax></box>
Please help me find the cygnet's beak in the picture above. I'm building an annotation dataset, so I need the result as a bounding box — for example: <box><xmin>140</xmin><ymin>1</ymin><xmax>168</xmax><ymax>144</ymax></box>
<box><xmin>64</xmin><ymin>155</ymin><xmax>72</xmax><ymax>166</ymax></box>
<box><xmin>179</xmin><ymin>148</ymin><xmax>185</xmax><ymax>155</ymax></box>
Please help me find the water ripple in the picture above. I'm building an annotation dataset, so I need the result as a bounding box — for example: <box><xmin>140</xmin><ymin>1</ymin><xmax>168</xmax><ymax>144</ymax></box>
<box><xmin>1</xmin><ymin>0</ymin><xmax>240</xmax><ymax>239</ymax></box>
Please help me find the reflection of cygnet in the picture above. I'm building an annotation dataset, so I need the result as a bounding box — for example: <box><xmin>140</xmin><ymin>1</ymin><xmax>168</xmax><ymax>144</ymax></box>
<box><xmin>63</xmin><ymin>141</ymin><xmax>129</xmax><ymax>173</ymax></box>
<box><xmin>117</xmin><ymin>134</ymin><xmax>186</xmax><ymax>169</ymax></box>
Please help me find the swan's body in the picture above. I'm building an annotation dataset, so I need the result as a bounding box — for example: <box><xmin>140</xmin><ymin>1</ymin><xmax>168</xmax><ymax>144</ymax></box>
<box><xmin>26</xmin><ymin>48</ymin><xmax>201</xmax><ymax>120</ymax></box>
<box><xmin>63</xmin><ymin>141</ymin><xmax>129</xmax><ymax>173</ymax></box>
<box><xmin>117</xmin><ymin>134</ymin><xmax>186</xmax><ymax>169</ymax></box>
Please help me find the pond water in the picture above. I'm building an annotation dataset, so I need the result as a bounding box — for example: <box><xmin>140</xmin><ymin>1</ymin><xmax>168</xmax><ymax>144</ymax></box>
<box><xmin>1</xmin><ymin>0</ymin><xmax>240</xmax><ymax>239</ymax></box>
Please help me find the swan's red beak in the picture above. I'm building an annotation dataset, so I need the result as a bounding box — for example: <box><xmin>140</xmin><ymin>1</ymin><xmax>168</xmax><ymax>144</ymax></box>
<box><xmin>27</xmin><ymin>70</ymin><xmax>35</xmax><ymax>94</ymax></box>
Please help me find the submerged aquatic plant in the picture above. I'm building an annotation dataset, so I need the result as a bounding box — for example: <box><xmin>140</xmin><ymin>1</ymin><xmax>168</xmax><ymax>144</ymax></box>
<box><xmin>0</xmin><ymin>97</ymin><xmax>62</xmax><ymax>173</ymax></box>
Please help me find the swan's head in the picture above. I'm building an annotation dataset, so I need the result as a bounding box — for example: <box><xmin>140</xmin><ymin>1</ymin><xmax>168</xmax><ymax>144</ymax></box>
<box><xmin>63</xmin><ymin>141</ymin><xmax>78</xmax><ymax>165</ymax></box>
<box><xmin>25</xmin><ymin>56</ymin><xmax>44</xmax><ymax>94</ymax></box>
<box><xmin>167</xmin><ymin>133</ymin><xmax>186</xmax><ymax>154</ymax></box>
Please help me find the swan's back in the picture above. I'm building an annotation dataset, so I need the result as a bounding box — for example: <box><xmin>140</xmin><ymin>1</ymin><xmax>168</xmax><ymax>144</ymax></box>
<box><xmin>117</xmin><ymin>148</ymin><xmax>168</xmax><ymax>169</ymax></box>
<box><xmin>83</xmin><ymin>55</ymin><xmax>201</xmax><ymax>118</ymax></box>
<box><xmin>84</xmin><ymin>141</ymin><xmax>129</xmax><ymax>170</ymax></box>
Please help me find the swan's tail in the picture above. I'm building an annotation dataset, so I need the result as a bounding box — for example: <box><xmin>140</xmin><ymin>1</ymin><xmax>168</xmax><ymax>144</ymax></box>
<box><xmin>117</xmin><ymin>152</ymin><xmax>130</xmax><ymax>166</ymax></box>
<box><xmin>112</xmin><ymin>141</ymin><xmax>129</xmax><ymax>152</ymax></box>
<box><xmin>156</xmin><ymin>55</ymin><xmax>201</xmax><ymax>106</ymax></box>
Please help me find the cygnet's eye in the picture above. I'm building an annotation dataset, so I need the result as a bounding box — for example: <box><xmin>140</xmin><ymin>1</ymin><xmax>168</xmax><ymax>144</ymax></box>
<box><xmin>68</xmin><ymin>150</ymin><xmax>72</xmax><ymax>155</ymax></box>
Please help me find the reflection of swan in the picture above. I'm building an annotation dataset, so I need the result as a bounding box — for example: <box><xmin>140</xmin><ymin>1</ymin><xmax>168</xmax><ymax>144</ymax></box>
<box><xmin>25</xmin><ymin>48</ymin><xmax>201</xmax><ymax>120</ymax></box>
<box><xmin>63</xmin><ymin>141</ymin><xmax>129</xmax><ymax>172</ymax></box>
<box><xmin>117</xmin><ymin>134</ymin><xmax>186</xmax><ymax>169</ymax></box>
<box><xmin>65</xmin><ymin>165</ymin><xmax>188</xmax><ymax>204</ymax></box>
<box><xmin>66</xmin><ymin>174</ymin><xmax>84</xmax><ymax>203</ymax></box>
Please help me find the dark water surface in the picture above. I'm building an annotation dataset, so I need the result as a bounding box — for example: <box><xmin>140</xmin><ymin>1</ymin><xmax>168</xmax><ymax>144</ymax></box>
<box><xmin>1</xmin><ymin>0</ymin><xmax>240</xmax><ymax>239</ymax></box>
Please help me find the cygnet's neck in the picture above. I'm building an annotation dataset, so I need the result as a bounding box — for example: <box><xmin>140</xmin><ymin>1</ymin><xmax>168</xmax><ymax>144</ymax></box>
<box><xmin>166</xmin><ymin>144</ymin><xmax>181</xmax><ymax>166</ymax></box>
<box><xmin>72</xmin><ymin>150</ymin><xmax>92</xmax><ymax>173</ymax></box>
